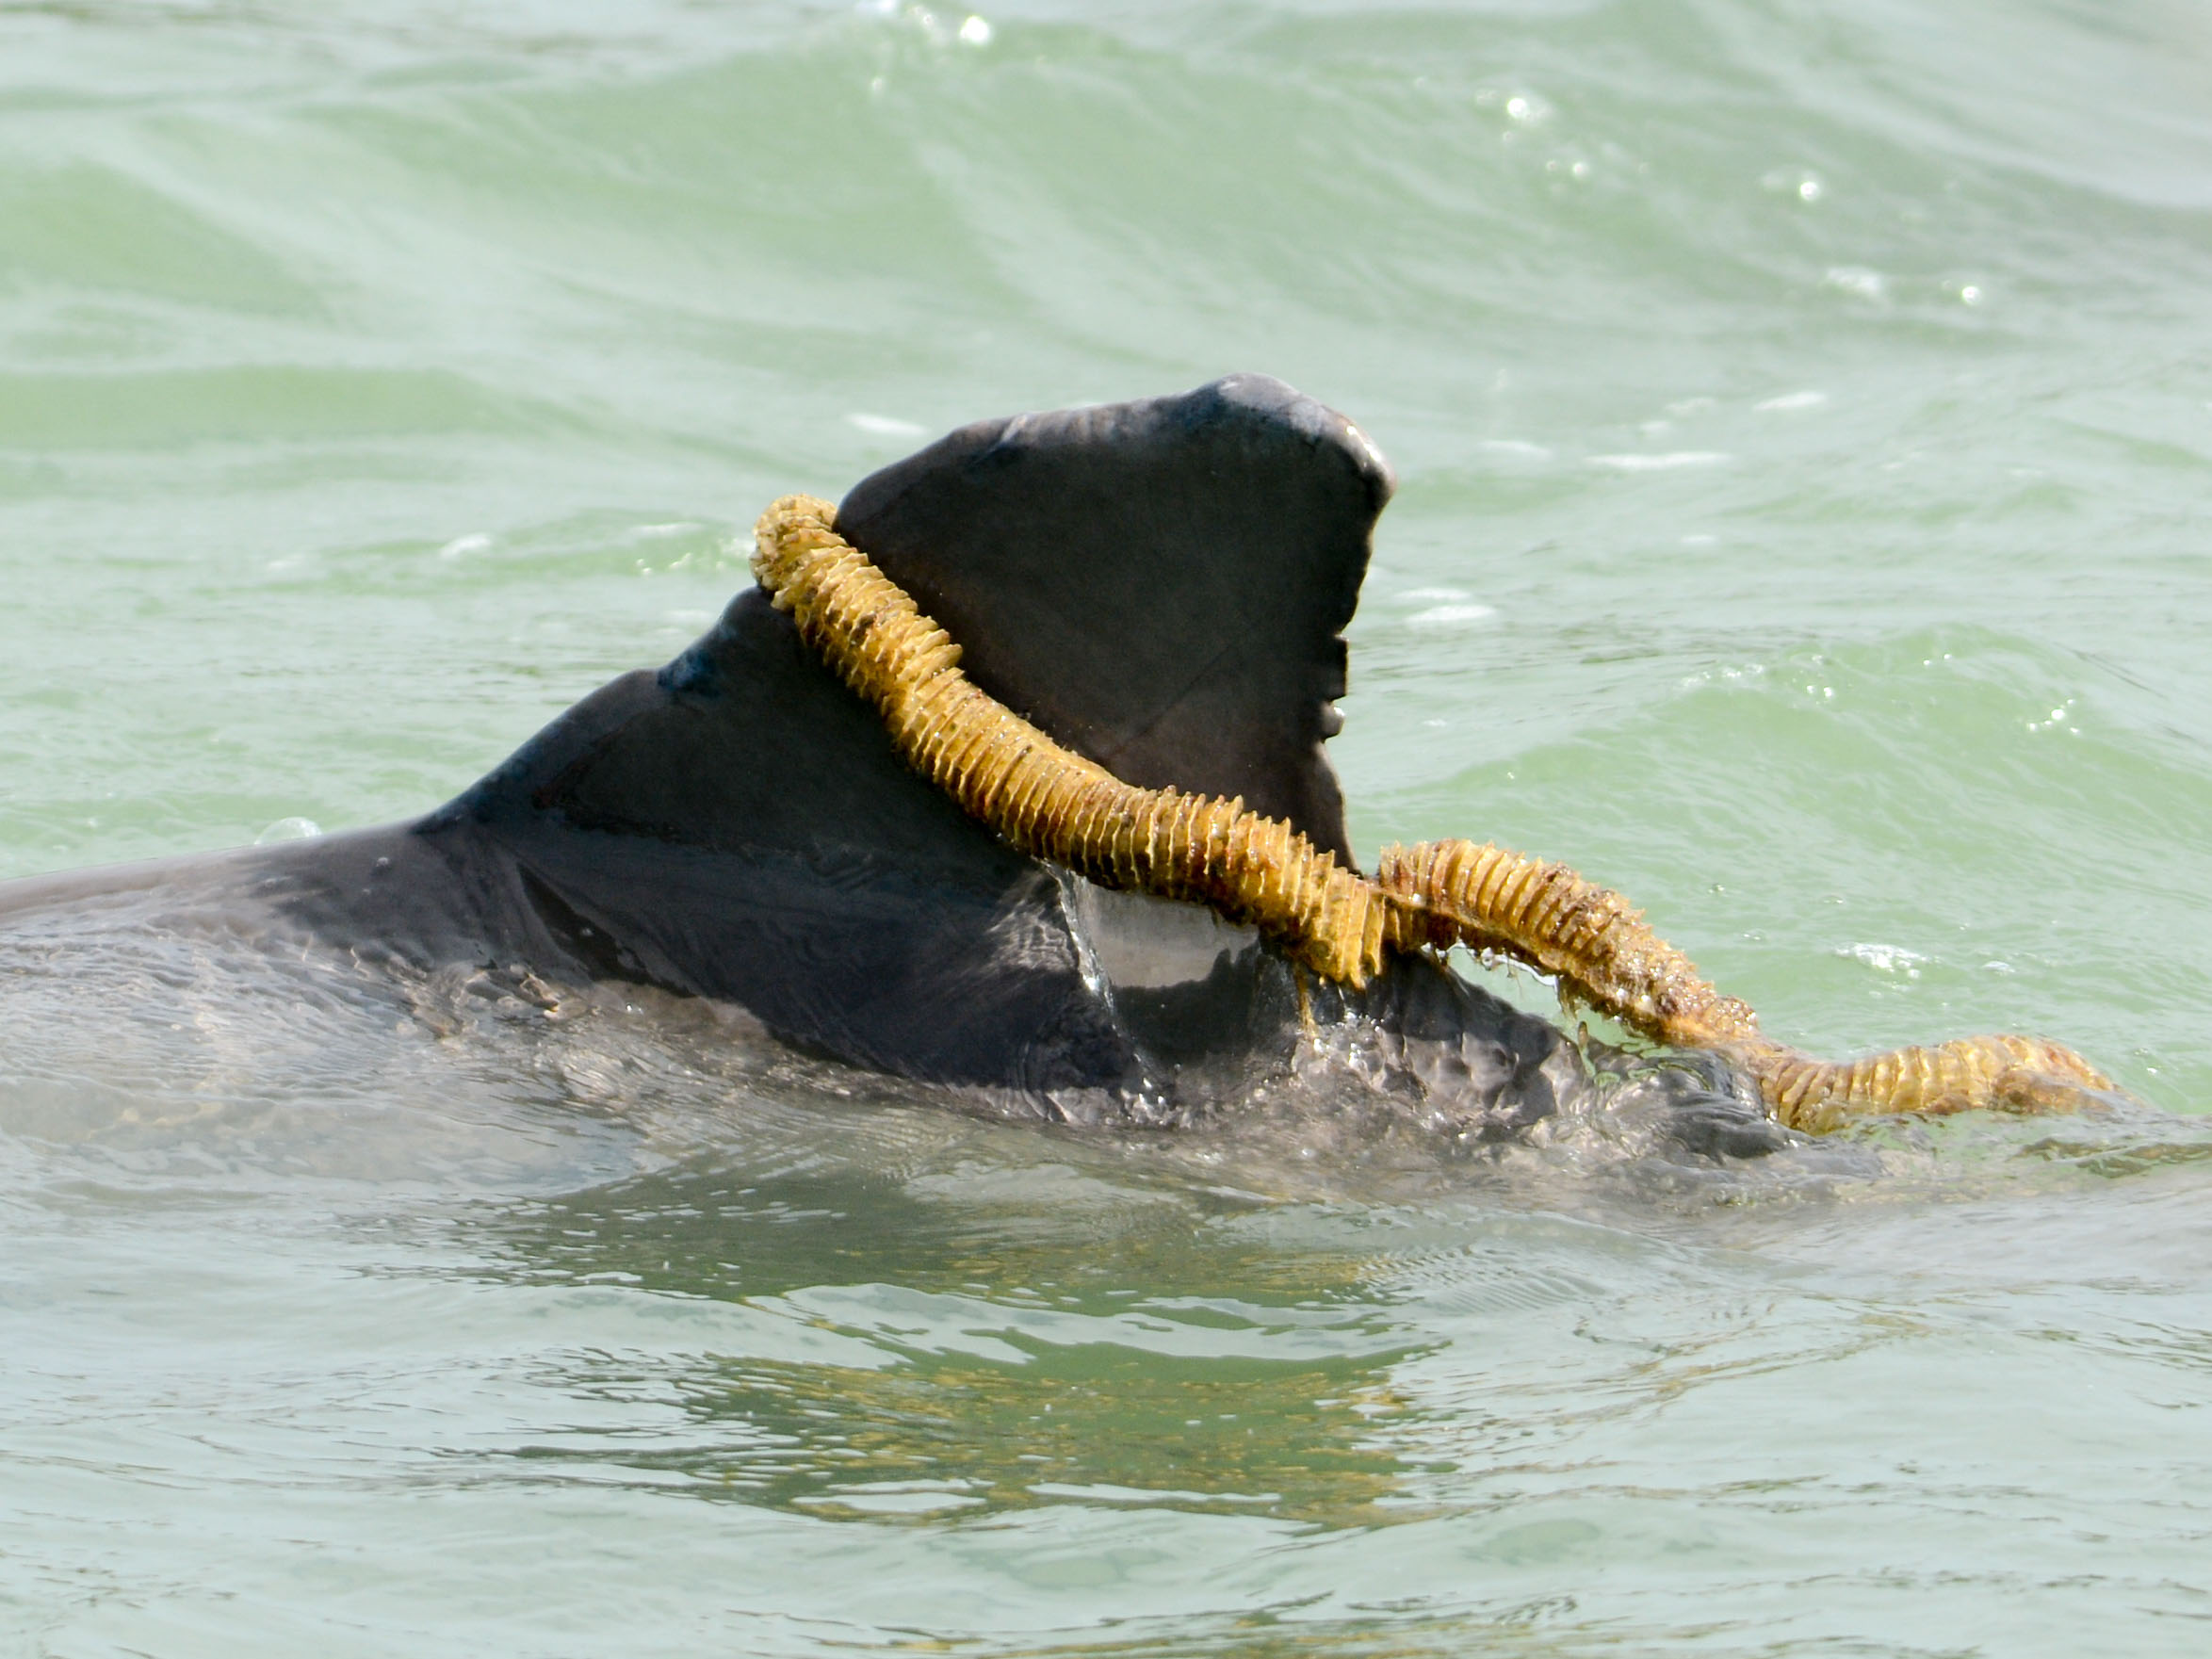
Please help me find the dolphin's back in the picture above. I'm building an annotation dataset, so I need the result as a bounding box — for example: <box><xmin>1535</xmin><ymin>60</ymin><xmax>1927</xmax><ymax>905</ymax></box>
<box><xmin>6</xmin><ymin>377</ymin><xmax>1469</xmax><ymax>1108</ymax></box>
<box><xmin>423</xmin><ymin>375</ymin><xmax>1396</xmax><ymax>1087</ymax></box>
<box><xmin>431</xmin><ymin>590</ymin><xmax>1136</xmax><ymax>1092</ymax></box>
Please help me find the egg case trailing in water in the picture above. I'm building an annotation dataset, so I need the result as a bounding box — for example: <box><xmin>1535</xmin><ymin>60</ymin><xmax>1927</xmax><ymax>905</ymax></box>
<box><xmin>749</xmin><ymin>388</ymin><xmax>2110</xmax><ymax>1132</ymax></box>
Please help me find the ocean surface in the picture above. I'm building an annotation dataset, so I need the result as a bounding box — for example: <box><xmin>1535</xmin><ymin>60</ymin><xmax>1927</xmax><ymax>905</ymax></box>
<box><xmin>4</xmin><ymin>2</ymin><xmax>2210</xmax><ymax>1653</ymax></box>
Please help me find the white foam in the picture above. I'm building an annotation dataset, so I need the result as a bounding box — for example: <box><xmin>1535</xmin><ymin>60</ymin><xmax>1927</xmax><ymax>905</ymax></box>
<box><xmin>253</xmin><ymin>817</ymin><xmax>323</xmax><ymax>844</ymax></box>
<box><xmin>1839</xmin><ymin>942</ymin><xmax>1926</xmax><ymax>977</ymax></box>
<box><xmin>1823</xmin><ymin>266</ymin><xmax>1887</xmax><ymax>301</ymax></box>
<box><xmin>1407</xmin><ymin>603</ymin><xmax>1497</xmax><ymax>627</ymax></box>
<box><xmin>1586</xmin><ymin>451</ymin><xmax>1730</xmax><ymax>471</ymax></box>
<box><xmin>847</xmin><ymin>412</ymin><xmax>927</xmax><ymax>437</ymax></box>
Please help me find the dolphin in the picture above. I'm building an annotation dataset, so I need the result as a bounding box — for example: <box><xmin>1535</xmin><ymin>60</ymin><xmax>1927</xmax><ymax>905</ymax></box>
<box><xmin>0</xmin><ymin>376</ymin><xmax>1776</xmax><ymax>1149</ymax></box>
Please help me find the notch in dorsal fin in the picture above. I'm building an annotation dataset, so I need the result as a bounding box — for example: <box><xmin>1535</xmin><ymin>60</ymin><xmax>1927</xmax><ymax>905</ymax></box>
<box><xmin>835</xmin><ymin>375</ymin><xmax>1393</xmax><ymax>864</ymax></box>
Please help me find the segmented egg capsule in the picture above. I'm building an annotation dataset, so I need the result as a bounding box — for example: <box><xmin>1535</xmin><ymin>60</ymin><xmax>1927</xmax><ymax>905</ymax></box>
<box><xmin>753</xmin><ymin>495</ymin><xmax>2108</xmax><ymax>1130</ymax></box>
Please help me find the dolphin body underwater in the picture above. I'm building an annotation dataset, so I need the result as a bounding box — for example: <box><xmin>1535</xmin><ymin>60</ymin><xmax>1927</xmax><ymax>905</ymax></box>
<box><xmin>0</xmin><ymin>377</ymin><xmax>1877</xmax><ymax>1155</ymax></box>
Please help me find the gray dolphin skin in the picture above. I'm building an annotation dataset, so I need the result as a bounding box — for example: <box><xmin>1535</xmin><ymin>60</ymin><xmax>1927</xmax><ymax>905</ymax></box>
<box><xmin>0</xmin><ymin>375</ymin><xmax>1775</xmax><ymax>1147</ymax></box>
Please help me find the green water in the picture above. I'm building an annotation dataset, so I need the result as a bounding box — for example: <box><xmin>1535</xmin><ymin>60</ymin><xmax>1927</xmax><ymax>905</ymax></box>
<box><xmin>4</xmin><ymin>2</ymin><xmax>2211</xmax><ymax>1653</ymax></box>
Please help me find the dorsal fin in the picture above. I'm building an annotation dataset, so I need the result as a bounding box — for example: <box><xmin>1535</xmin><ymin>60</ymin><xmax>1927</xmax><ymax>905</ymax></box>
<box><xmin>835</xmin><ymin>375</ymin><xmax>1392</xmax><ymax>863</ymax></box>
<box><xmin>419</xmin><ymin>377</ymin><xmax>1391</xmax><ymax>1087</ymax></box>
